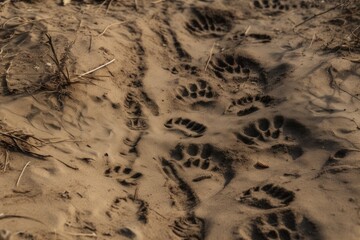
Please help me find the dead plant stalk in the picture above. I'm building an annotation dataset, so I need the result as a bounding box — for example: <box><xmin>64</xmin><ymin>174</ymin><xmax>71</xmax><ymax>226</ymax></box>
<box><xmin>204</xmin><ymin>42</ymin><xmax>216</xmax><ymax>72</ymax></box>
<box><xmin>15</xmin><ymin>161</ymin><xmax>31</xmax><ymax>187</ymax></box>
<box><xmin>3</xmin><ymin>150</ymin><xmax>9</xmax><ymax>172</ymax></box>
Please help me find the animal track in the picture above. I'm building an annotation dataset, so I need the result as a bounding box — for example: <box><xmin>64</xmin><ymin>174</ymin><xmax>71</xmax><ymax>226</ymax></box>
<box><xmin>161</xmin><ymin>158</ymin><xmax>199</xmax><ymax>209</ymax></box>
<box><xmin>118</xmin><ymin>228</ymin><xmax>137</xmax><ymax>239</ymax></box>
<box><xmin>111</xmin><ymin>196</ymin><xmax>148</xmax><ymax>224</ymax></box>
<box><xmin>172</xmin><ymin>215</ymin><xmax>205</xmax><ymax>240</ymax></box>
<box><xmin>152</xmin><ymin>24</ymin><xmax>191</xmax><ymax>62</ymax></box>
<box><xmin>126</xmin><ymin>118</ymin><xmax>148</xmax><ymax>131</ymax></box>
<box><xmin>271</xmin><ymin>144</ymin><xmax>304</xmax><ymax>161</ymax></box>
<box><xmin>169</xmin><ymin>29</ymin><xmax>192</xmax><ymax>61</ymax></box>
<box><xmin>237</xmin><ymin>183</ymin><xmax>295</xmax><ymax>209</ymax></box>
<box><xmin>253</xmin><ymin>0</ymin><xmax>321</xmax><ymax>12</ymax></box>
<box><xmin>123</xmin><ymin>92</ymin><xmax>148</xmax><ymax>131</ymax></box>
<box><xmin>210</xmin><ymin>53</ymin><xmax>267</xmax><ymax>86</ymax></box>
<box><xmin>104</xmin><ymin>165</ymin><xmax>143</xmax><ymax>186</ymax></box>
<box><xmin>236</xmin><ymin>115</ymin><xmax>285</xmax><ymax>145</ymax></box>
<box><xmin>91</xmin><ymin>94</ymin><xmax>121</xmax><ymax>109</ymax></box>
<box><xmin>236</xmin><ymin>115</ymin><xmax>305</xmax><ymax>159</ymax></box>
<box><xmin>186</xmin><ymin>7</ymin><xmax>233</xmax><ymax>37</ymax></box>
<box><xmin>231</xmin><ymin>32</ymin><xmax>272</xmax><ymax>43</ymax></box>
<box><xmin>0</xmin><ymin>229</ymin><xmax>11</xmax><ymax>240</ymax></box>
<box><xmin>121</xmin><ymin>131</ymin><xmax>142</xmax><ymax>158</ymax></box>
<box><xmin>160</xmin><ymin>145</ymin><xmax>234</xmax><ymax>209</ymax></box>
<box><xmin>169</xmin><ymin>143</ymin><xmax>234</xmax><ymax>185</ymax></box>
<box><xmin>165</xmin><ymin>118</ymin><xmax>207</xmax><ymax>137</ymax></box>
<box><xmin>234</xmin><ymin>209</ymin><xmax>321</xmax><ymax>240</ymax></box>
<box><xmin>124</xmin><ymin>92</ymin><xmax>142</xmax><ymax>117</ymax></box>
<box><xmin>169</xmin><ymin>63</ymin><xmax>201</xmax><ymax>76</ymax></box>
<box><xmin>324</xmin><ymin>149</ymin><xmax>360</xmax><ymax>167</ymax></box>
<box><xmin>226</xmin><ymin>94</ymin><xmax>274</xmax><ymax>116</ymax></box>
<box><xmin>176</xmin><ymin>79</ymin><xmax>216</xmax><ymax>105</ymax></box>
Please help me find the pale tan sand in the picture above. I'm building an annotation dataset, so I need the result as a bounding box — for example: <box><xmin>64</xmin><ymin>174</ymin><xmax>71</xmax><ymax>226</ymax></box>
<box><xmin>0</xmin><ymin>0</ymin><xmax>359</xmax><ymax>239</ymax></box>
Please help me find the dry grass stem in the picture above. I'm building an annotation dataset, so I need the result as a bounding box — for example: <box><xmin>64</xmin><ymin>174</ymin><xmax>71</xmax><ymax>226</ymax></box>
<box><xmin>106</xmin><ymin>0</ymin><xmax>114</xmax><ymax>14</ymax></box>
<box><xmin>52</xmin><ymin>157</ymin><xmax>79</xmax><ymax>170</ymax></box>
<box><xmin>0</xmin><ymin>213</ymin><xmax>45</xmax><ymax>225</ymax></box>
<box><xmin>0</xmin><ymin>0</ymin><xmax>10</xmax><ymax>7</ymax></box>
<box><xmin>97</xmin><ymin>21</ymin><xmax>127</xmax><ymax>37</ymax></box>
<box><xmin>89</xmin><ymin>35</ymin><xmax>92</xmax><ymax>52</ymax></box>
<box><xmin>66</xmin><ymin>232</ymin><xmax>97</xmax><ymax>237</ymax></box>
<box><xmin>0</xmin><ymin>122</ymin><xmax>49</xmax><ymax>160</ymax></box>
<box><xmin>77</xmin><ymin>58</ymin><xmax>115</xmax><ymax>78</ymax></box>
<box><xmin>244</xmin><ymin>25</ymin><xmax>251</xmax><ymax>36</ymax></box>
<box><xmin>134</xmin><ymin>0</ymin><xmax>138</xmax><ymax>11</ymax></box>
<box><xmin>3</xmin><ymin>150</ymin><xmax>9</xmax><ymax>172</ymax></box>
<box><xmin>204</xmin><ymin>42</ymin><xmax>216</xmax><ymax>72</ymax></box>
<box><xmin>328</xmin><ymin>66</ymin><xmax>360</xmax><ymax>102</ymax></box>
<box><xmin>0</xmin><ymin>131</ymin><xmax>41</xmax><ymax>150</ymax></box>
<box><xmin>46</xmin><ymin>34</ymin><xmax>70</xmax><ymax>83</ymax></box>
<box><xmin>15</xmin><ymin>161</ymin><xmax>31</xmax><ymax>187</ymax></box>
<box><xmin>308</xmin><ymin>33</ymin><xmax>316</xmax><ymax>49</ymax></box>
<box><xmin>96</xmin><ymin>0</ymin><xmax>108</xmax><ymax>13</ymax></box>
<box><xmin>294</xmin><ymin>3</ymin><xmax>345</xmax><ymax>29</ymax></box>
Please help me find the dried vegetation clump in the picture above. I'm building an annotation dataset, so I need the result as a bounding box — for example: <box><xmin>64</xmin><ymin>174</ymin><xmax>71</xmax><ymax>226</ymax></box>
<box><xmin>323</xmin><ymin>0</ymin><xmax>360</xmax><ymax>53</ymax></box>
<box><xmin>0</xmin><ymin>120</ymin><xmax>48</xmax><ymax>159</ymax></box>
<box><xmin>34</xmin><ymin>34</ymin><xmax>74</xmax><ymax>111</ymax></box>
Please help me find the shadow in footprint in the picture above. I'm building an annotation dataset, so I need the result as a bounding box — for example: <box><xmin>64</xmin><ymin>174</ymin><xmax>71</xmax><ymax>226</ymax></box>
<box><xmin>165</xmin><ymin>117</ymin><xmax>207</xmax><ymax>137</ymax></box>
<box><xmin>172</xmin><ymin>214</ymin><xmax>205</xmax><ymax>240</ymax></box>
<box><xmin>186</xmin><ymin>7</ymin><xmax>233</xmax><ymax>38</ymax></box>
<box><xmin>237</xmin><ymin>183</ymin><xmax>295</xmax><ymax>209</ymax></box>
<box><xmin>234</xmin><ymin>209</ymin><xmax>322</xmax><ymax>240</ymax></box>
<box><xmin>104</xmin><ymin>165</ymin><xmax>143</xmax><ymax>186</ymax></box>
<box><xmin>236</xmin><ymin>115</ymin><xmax>306</xmax><ymax>160</ymax></box>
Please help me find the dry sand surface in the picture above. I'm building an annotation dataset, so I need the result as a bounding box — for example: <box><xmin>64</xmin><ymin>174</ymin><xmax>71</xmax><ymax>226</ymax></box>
<box><xmin>0</xmin><ymin>0</ymin><xmax>360</xmax><ymax>239</ymax></box>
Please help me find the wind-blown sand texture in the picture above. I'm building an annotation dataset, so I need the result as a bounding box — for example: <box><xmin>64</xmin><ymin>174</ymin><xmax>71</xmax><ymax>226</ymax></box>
<box><xmin>0</xmin><ymin>0</ymin><xmax>360</xmax><ymax>239</ymax></box>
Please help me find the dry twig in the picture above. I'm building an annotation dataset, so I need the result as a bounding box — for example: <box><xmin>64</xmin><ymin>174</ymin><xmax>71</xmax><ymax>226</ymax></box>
<box><xmin>3</xmin><ymin>150</ymin><xmax>9</xmax><ymax>172</ymax></box>
<box><xmin>134</xmin><ymin>0</ymin><xmax>138</xmax><ymax>11</ymax></box>
<box><xmin>244</xmin><ymin>25</ymin><xmax>251</xmax><ymax>36</ymax></box>
<box><xmin>0</xmin><ymin>122</ymin><xmax>49</xmax><ymax>160</ymax></box>
<box><xmin>97</xmin><ymin>21</ymin><xmax>127</xmax><ymax>37</ymax></box>
<box><xmin>66</xmin><ymin>232</ymin><xmax>97</xmax><ymax>237</ymax></box>
<box><xmin>15</xmin><ymin>161</ymin><xmax>31</xmax><ymax>187</ymax></box>
<box><xmin>294</xmin><ymin>3</ymin><xmax>345</xmax><ymax>29</ymax></box>
<box><xmin>204</xmin><ymin>42</ymin><xmax>216</xmax><ymax>72</ymax></box>
<box><xmin>106</xmin><ymin>0</ymin><xmax>114</xmax><ymax>14</ymax></box>
<box><xmin>0</xmin><ymin>213</ymin><xmax>45</xmax><ymax>225</ymax></box>
<box><xmin>76</xmin><ymin>59</ymin><xmax>115</xmax><ymax>78</ymax></box>
<box><xmin>46</xmin><ymin>34</ymin><xmax>70</xmax><ymax>83</ymax></box>
<box><xmin>52</xmin><ymin>157</ymin><xmax>79</xmax><ymax>170</ymax></box>
<box><xmin>327</xmin><ymin>66</ymin><xmax>360</xmax><ymax>102</ymax></box>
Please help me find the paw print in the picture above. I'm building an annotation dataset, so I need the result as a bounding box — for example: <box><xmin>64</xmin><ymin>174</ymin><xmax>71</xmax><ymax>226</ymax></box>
<box><xmin>226</xmin><ymin>94</ymin><xmax>274</xmax><ymax>116</ymax></box>
<box><xmin>176</xmin><ymin>79</ymin><xmax>216</xmax><ymax>105</ymax></box>
<box><xmin>237</xmin><ymin>183</ymin><xmax>295</xmax><ymax>209</ymax></box>
<box><xmin>253</xmin><ymin>0</ymin><xmax>320</xmax><ymax>12</ymax></box>
<box><xmin>231</xmin><ymin>32</ymin><xmax>272</xmax><ymax>43</ymax></box>
<box><xmin>123</xmin><ymin>91</ymin><xmax>148</xmax><ymax>131</ymax></box>
<box><xmin>165</xmin><ymin>117</ymin><xmax>207</xmax><ymax>137</ymax></box>
<box><xmin>236</xmin><ymin>115</ymin><xmax>285</xmax><ymax>145</ymax></box>
<box><xmin>171</xmin><ymin>215</ymin><xmax>205</xmax><ymax>240</ymax></box>
<box><xmin>104</xmin><ymin>165</ymin><xmax>143</xmax><ymax>186</ymax></box>
<box><xmin>126</xmin><ymin>118</ymin><xmax>148</xmax><ymax>131</ymax></box>
<box><xmin>186</xmin><ymin>7</ymin><xmax>233</xmax><ymax>37</ymax></box>
<box><xmin>234</xmin><ymin>209</ymin><xmax>321</xmax><ymax>240</ymax></box>
<box><xmin>169</xmin><ymin>143</ymin><xmax>234</xmax><ymax>185</ymax></box>
<box><xmin>210</xmin><ymin>53</ymin><xmax>267</xmax><ymax>86</ymax></box>
<box><xmin>236</xmin><ymin>116</ymin><xmax>305</xmax><ymax>159</ymax></box>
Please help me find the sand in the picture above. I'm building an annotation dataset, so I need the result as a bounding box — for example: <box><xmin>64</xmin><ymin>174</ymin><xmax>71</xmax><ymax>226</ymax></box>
<box><xmin>0</xmin><ymin>0</ymin><xmax>359</xmax><ymax>239</ymax></box>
